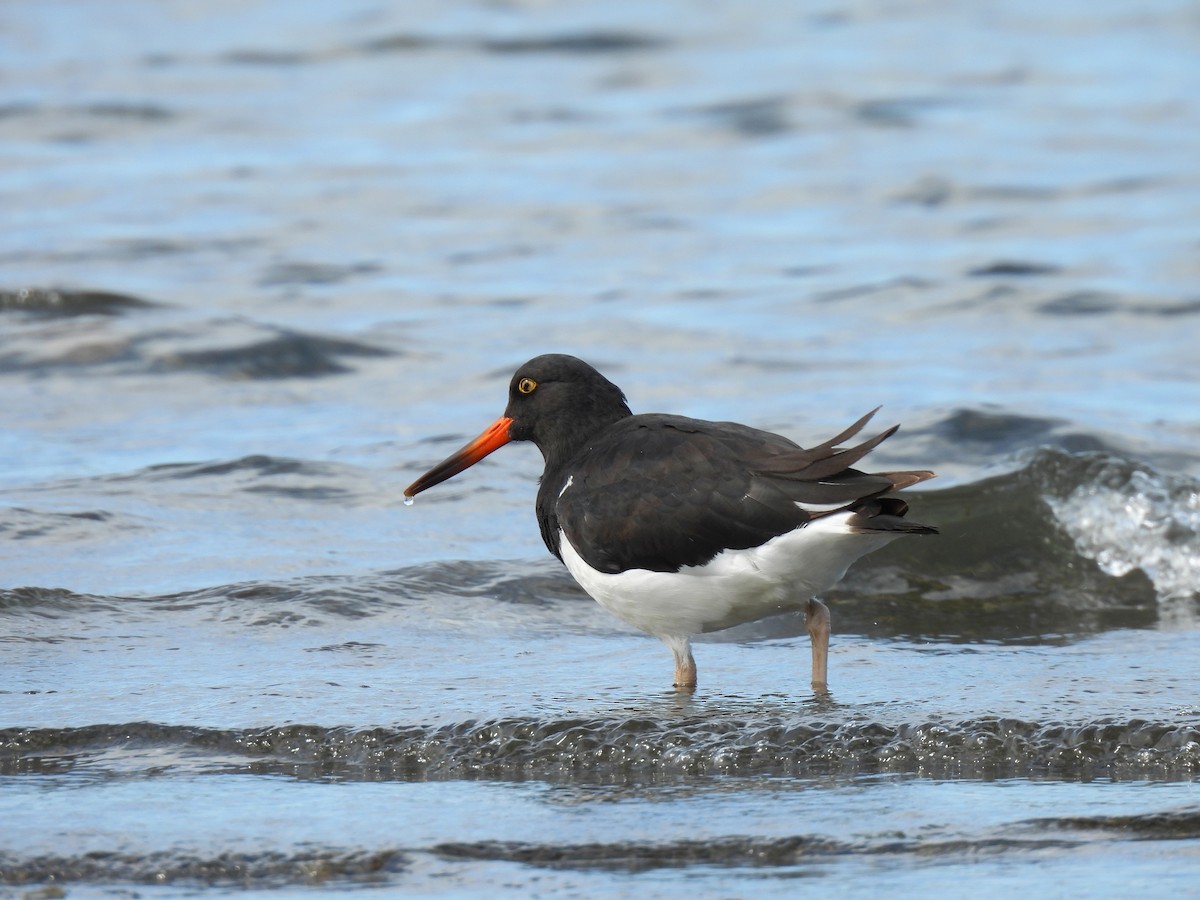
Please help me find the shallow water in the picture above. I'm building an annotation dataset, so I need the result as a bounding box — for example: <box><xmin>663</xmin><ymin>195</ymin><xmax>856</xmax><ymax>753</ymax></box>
<box><xmin>3</xmin><ymin>0</ymin><xmax>1200</xmax><ymax>896</ymax></box>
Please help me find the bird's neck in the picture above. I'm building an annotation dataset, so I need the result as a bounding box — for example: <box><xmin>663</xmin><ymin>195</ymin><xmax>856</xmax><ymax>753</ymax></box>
<box><xmin>536</xmin><ymin>407</ymin><xmax>630</xmax><ymax>476</ymax></box>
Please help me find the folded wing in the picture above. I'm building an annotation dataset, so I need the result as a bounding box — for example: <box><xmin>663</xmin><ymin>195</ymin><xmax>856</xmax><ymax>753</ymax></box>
<box><xmin>548</xmin><ymin>410</ymin><xmax>934</xmax><ymax>574</ymax></box>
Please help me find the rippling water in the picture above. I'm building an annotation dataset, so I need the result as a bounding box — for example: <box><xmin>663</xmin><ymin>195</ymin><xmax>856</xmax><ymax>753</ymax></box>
<box><xmin>3</xmin><ymin>1</ymin><xmax>1199</xmax><ymax>896</ymax></box>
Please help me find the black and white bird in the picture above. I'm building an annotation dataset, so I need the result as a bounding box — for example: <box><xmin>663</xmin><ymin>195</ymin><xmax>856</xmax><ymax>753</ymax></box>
<box><xmin>405</xmin><ymin>354</ymin><xmax>937</xmax><ymax>692</ymax></box>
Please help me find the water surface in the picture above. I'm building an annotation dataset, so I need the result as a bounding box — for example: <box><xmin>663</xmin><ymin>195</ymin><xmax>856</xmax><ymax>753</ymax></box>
<box><xmin>3</xmin><ymin>0</ymin><xmax>1199</xmax><ymax>895</ymax></box>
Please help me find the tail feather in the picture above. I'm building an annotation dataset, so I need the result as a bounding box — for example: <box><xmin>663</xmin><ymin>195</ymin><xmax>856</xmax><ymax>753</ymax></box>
<box><xmin>845</xmin><ymin>497</ymin><xmax>938</xmax><ymax>535</ymax></box>
<box><xmin>751</xmin><ymin>409</ymin><xmax>939</xmax><ymax>533</ymax></box>
<box><xmin>881</xmin><ymin>470</ymin><xmax>937</xmax><ymax>491</ymax></box>
<box><xmin>805</xmin><ymin>406</ymin><xmax>880</xmax><ymax>454</ymax></box>
<box><xmin>798</xmin><ymin>425</ymin><xmax>900</xmax><ymax>481</ymax></box>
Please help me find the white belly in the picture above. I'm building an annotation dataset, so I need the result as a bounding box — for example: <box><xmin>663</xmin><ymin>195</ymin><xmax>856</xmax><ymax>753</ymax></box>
<box><xmin>557</xmin><ymin>512</ymin><xmax>898</xmax><ymax>639</ymax></box>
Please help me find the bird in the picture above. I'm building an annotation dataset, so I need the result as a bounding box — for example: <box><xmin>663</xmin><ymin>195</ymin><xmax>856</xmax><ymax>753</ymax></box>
<box><xmin>404</xmin><ymin>353</ymin><xmax>936</xmax><ymax>692</ymax></box>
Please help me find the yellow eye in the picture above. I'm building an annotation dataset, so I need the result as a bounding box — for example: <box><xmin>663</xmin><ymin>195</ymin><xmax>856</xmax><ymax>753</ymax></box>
<box><xmin>517</xmin><ymin>377</ymin><xmax>537</xmax><ymax>395</ymax></box>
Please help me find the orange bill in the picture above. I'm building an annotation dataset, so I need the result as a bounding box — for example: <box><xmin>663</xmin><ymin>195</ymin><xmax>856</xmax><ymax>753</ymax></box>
<box><xmin>404</xmin><ymin>416</ymin><xmax>514</xmax><ymax>498</ymax></box>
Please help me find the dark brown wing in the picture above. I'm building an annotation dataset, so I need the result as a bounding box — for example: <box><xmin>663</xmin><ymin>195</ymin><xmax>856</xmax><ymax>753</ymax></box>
<box><xmin>540</xmin><ymin>410</ymin><xmax>933</xmax><ymax>574</ymax></box>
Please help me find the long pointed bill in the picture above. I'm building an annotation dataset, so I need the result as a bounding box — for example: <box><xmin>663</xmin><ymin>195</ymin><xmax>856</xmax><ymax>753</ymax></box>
<box><xmin>404</xmin><ymin>416</ymin><xmax>514</xmax><ymax>498</ymax></box>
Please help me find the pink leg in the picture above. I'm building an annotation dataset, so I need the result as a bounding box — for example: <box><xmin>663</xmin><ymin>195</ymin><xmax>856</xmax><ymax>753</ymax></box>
<box><xmin>664</xmin><ymin>635</ymin><xmax>697</xmax><ymax>691</ymax></box>
<box><xmin>806</xmin><ymin>598</ymin><xmax>830</xmax><ymax>693</ymax></box>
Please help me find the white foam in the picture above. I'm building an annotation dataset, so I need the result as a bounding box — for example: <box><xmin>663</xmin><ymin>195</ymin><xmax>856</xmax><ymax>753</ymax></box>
<box><xmin>1046</xmin><ymin>464</ymin><xmax>1200</xmax><ymax>626</ymax></box>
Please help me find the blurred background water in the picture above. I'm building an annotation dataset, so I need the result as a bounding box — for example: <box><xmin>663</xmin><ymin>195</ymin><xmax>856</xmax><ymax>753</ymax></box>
<box><xmin>2</xmin><ymin>1</ymin><xmax>1199</xmax><ymax>896</ymax></box>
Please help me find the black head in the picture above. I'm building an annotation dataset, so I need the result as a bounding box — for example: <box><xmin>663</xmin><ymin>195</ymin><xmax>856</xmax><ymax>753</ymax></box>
<box><xmin>503</xmin><ymin>354</ymin><xmax>631</xmax><ymax>460</ymax></box>
<box><xmin>404</xmin><ymin>354</ymin><xmax>631</xmax><ymax>498</ymax></box>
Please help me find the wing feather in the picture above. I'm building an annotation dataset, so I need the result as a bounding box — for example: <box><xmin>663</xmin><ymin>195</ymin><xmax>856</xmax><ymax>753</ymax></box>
<box><xmin>543</xmin><ymin>412</ymin><xmax>930</xmax><ymax>574</ymax></box>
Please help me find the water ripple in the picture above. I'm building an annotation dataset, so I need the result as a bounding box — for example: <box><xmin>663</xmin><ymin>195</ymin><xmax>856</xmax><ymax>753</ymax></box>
<box><xmin>4</xmin><ymin>717</ymin><xmax>1198</xmax><ymax>783</ymax></box>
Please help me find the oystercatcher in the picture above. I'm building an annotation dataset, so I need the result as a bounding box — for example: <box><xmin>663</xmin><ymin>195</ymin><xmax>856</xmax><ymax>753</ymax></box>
<box><xmin>405</xmin><ymin>354</ymin><xmax>936</xmax><ymax>692</ymax></box>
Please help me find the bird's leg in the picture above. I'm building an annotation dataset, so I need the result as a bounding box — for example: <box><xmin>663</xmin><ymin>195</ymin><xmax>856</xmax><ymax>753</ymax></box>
<box><xmin>674</xmin><ymin>650</ymin><xmax>697</xmax><ymax>691</ymax></box>
<box><xmin>664</xmin><ymin>635</ymin><xmax>697</xmax><ymax>691</ymax></box>
<box><xmin>806</xmin><ymin>598</ymin><xmax>830</xmax><ymax>693</ymax></box>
